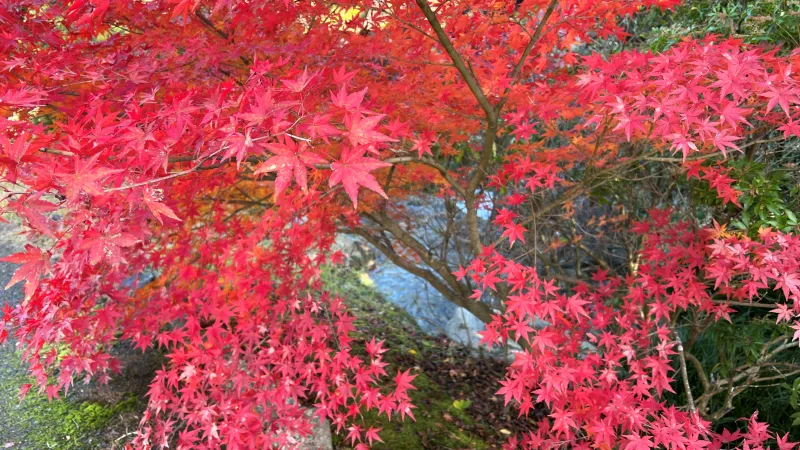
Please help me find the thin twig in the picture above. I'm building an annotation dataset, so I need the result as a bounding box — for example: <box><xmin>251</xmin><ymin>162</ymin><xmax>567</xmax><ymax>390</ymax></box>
<box><xmin>106</xmin><ymin>147</ymin><xmax>225</xmax><ymax>192</ymax></box>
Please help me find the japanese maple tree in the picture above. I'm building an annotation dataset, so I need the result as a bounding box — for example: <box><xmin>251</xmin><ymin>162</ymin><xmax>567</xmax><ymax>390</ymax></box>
<box><xmin>2</xmin><ymin>0</ymin><xmax>800</xmax><ymax>449</ymax></box>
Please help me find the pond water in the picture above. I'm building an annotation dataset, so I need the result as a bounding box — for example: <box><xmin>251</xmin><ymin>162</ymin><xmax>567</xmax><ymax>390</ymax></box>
<box><xmin>361</xmin><ymin>196</ymin><xmax>495</xmax><ymax>347</ymax></box>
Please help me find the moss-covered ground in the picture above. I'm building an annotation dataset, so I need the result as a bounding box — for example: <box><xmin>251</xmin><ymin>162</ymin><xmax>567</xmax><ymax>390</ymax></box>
<box><xmin>0</xmin><ymin>352</ymin><xmax>144</xmax><ymax>450</ymax></box>
<box><xmin>0</xmin><ymin>263</ymin><xmax>510</xmax><ymax>449</ymax></box>
<box><xmin>0</xmin><ymin>220</ymin><xmax>142</xmax><ymax>449</ymax></box>
<box><xmin>322</xmin><ymin>266</ymin><xmax>494</xmax><ymax>450</ymax></box>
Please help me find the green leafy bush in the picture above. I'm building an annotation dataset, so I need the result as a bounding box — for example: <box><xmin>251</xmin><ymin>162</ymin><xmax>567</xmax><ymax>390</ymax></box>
<box><xmin>634</xmin><ymin>0</ymin><xmax>800</xmax><ymax>52</ymax></box>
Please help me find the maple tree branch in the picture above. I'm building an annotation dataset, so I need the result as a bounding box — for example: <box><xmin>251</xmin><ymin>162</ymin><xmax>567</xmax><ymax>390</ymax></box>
<box><xmin>205</xmin><ymin>197</ymin><xmax>271</xmax><ymax>208</ymax></box>
<box><xmin>711</xmin><ymin>299</ymin><xmax>776</xmax><ymax>309</ymax></box>
<box><xmin>439</xmin><ymin>197</ymin><xmax>456</xmax><ymax>261</ymax></box>
<box><xmin>460</xmin><ymin>116</ymin><xmax>502</xmax><ymax>256</ymax></box>
<box><xmin>363</xmin><ymin>211</ymin><xmax>468</xmax><ymax>296</ymax></box>
<box><xmin>692</xmin><ymin>336</ymin><xmax>798</xmax><ymax>420</ymax></box>
<box><xmin>193</xmin><ymin>8</ymin><xmax>252</xmax><ymax>67</ymax></box>
<box><xmin>386</xmin><ymin>156</ymin><xmax>466</xmax><ymax>197</ymax></box>
<box><xmin>387</xmin><ymin>55</ymin><xmax>454</xmax><ymax>68</ymax></box>
<box><xmin>676</xmin><ymin>335</ymin><xmax>698</xmax><ymax>415</ymax></box>
<box><xmin>414</xmin><ymin>0</ymin><xmax>497</xmax><ymax>125</ymax></box>
<box><xmin>351</xmin><ymin>227</ymin><xmax>495</xmax><ymax>324</ymax></box>
<box><xmin>381</xmin><ymin>164</ymin><xmax>396</xmax><ymax>199</ymax></box>
<box><xmin>195</xmin><ymin>10</ymin><xmax>230</xmax><ymax>40</ymax></box>
<box><xmin>684</xmin><ymin>351</ymin><xmax>711</xmax><ymax>395</ymax></box>
<box><xmin>40</xmin><ymin>148</ymin><xmax>76</xmax><ymax>157</ymax></box>
<box><xmin>108</xmin><ymin>148</ymin><xmax>226</xmax><ymax>192</ymax></box>
<box><xmin>495</xmin><ymin>0</ymin><xmax>559</xmax><ymax>113</ymax></box>
<box><xmin>352</xmin><ymin>226</ymin><xmax>537</xmax><ymax>355</ymax></box>
<box><xmin>747</xmin><ymin>369</ymin><xmax>800</xmax><ymax>384</ymax></box>
<box><xmin>360</xmin><ymin>208</ymin><xmax>540</xmax><ymax>354</ymax></box>
<box><xmin>577</xmin><ymin>242</ymin><xmax>614</xmax><ymax>274</ymax></box>
<box><xmin>740</xmin><ymin>136</ymin><xmax>785</xmax><ymax>150</ymax></box>
<box><xmin>642</xmin><ymin>153</ymin><xmax>721</xmax><ymax>163</ymax></box>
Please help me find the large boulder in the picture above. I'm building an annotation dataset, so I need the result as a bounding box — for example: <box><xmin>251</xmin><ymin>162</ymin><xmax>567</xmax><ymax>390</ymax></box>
<box><xmin>333</xmin><ymin>235</ymin><xmax>377</xmax><ymax>271</ymax></box>
<box><xmin>445</xmin><ymin>307</ymin><xmax>486</xmax><ymax>348</ymax></box>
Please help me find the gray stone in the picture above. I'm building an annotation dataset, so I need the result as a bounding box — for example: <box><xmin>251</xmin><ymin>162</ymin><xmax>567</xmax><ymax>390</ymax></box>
<box><xmin>297</xmin><ymin>409</ymin><xmax>332</xmax><ymax>450</ymax></box>
<box><xmin>333</xmin><ymin>234</ymin><xmax>377</xmax><ymax>271</ymax></box>
<box><xmin>445</xmin><ymin>307</ymin><xmax>485</xmax><ymax>348</ymax></box>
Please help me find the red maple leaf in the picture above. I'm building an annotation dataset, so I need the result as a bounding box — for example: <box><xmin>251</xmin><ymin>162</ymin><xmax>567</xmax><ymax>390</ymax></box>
<box><xmin>56</xmin><ymin>154</ymin><xmax>122</xmax><ymax>203</ymax></box>
<box><xmin>328</xmin><ymin>149</ymin><xmax>391</xmax><ymax>208</ymax></box>
<box><xmin>7</xmin><ymin>198</ymin><xmax>58</xmax><ymax>239</ymax></box>
<box><xmin>776</xmin><ymin>273</ymin><xmax>800</xmax><ymax>300</ymax></box>
<box><xmin>501</xmin><ymin>221</ymin><xmax>527</xmax><ymax>247</ymax></box>
<box><xmin>254</xmin><ymin>137</ymin><xmax>327</xmax><ymax>199</ymax></box>
<box><xmin>281</xmin><ymin>68</ymin><xmax>316</xmax><ymax>93</ymax></box>
<box><xmin>142</xmin><ymin>188</ymin><xmax>182</xmax><ymax>224</ymax></box>
<box><xmin>624</xmin><ymin>434</ymin><xmax>655</xmax><ymax>450</ymax></box>
<box><xmin>0</xmin><ymin>87</ymin><xmax>47</xmax><ymax>107</ymax></box>
<box><xmin>394</xmin><ymin>369</ymin><xmax>417</xmax><ymax>392</ymax></box>
<box><xmin>364</xmin><ymin>427</ymin><xmax>383</xmax><ymax>446</ymax></box>
<box><xmin>344</xmin><ymin>113</ymin><xmax>397</xmax><ymax>150</ymax></box>
<box><xmin>0</xmin><ymin>132</ymin><xmax>39</xmax><ymax>183</ymax></box>
<box><xmin>78</xmin><ymin>229</ymin><xmax>139</xmax><ymax>266</ymax></box>
<box><xmin>222</xmin><ymin>130</ymin><xmax>258</xmax><ymax>165</ymax></box>
<box><xmin>170</xmin><ymin>0</ymin><xmax>197</xmax><ymax>21</ymax></box>
<box><xmin>331</xmin><ymin>86</ymin><xmax>368</xmax><ymax>112</ymax></box>
<box><xmin>1</xmin><ymin>244</ymin><xmax>50</xmax><ymax>301</ymax></box>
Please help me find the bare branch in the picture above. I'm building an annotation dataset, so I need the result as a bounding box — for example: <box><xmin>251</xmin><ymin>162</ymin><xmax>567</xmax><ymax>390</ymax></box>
<box><xmin>414</xmin><ymin>0</ymin><xmax>497</xmax><ymax>124</ymax></box>
<box><xmin>495</xmin><ymin>0</ymin><xmax>559</xmax><ymax>113</ymax></box>
<box><xmin>684</xmin><ymin>351</ymin><xmax>711</xmax><ymax>394</ymax></box>
<box><xmin>386</xmin><ymin>155</ymin><xmax>467</xmax><ymax>197</ymax></box>
<box><xmin>351</xmin><ymin>227</ymin><xmax>495</xmax><ymax>324</ymax></box>
<box><xmin>676</xmin><ymin>335</ymin><xmax>698</xmax><ymax>415</ymax></box>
